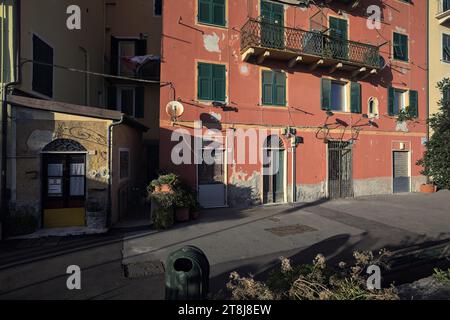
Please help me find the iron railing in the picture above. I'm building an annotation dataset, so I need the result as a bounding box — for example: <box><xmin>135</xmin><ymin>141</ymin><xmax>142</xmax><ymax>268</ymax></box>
<box><xmin>241</xmin><ymin>18</ymin><xmax>381</xmax><ymax>69</ymax></box>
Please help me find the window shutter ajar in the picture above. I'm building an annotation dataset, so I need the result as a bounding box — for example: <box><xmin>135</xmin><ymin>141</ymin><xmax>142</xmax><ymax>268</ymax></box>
<box><xmin>409</xmin><ymin>90</ymin><xmax>418</xmax><ymax>118</ymax></box>
<box><xmin>350</xmin><ymin>82</ymin><xmax>362</xmax><ymax>114</ymax></box>
<box><xmin>388</xmin><ymin>86</ymin><xmax>395</xmax><ymax>116</ymax></box>
<box><xmin>212</xmin><ymin>64</ymin><xmax>226</xmax><ymax>102</ymax></box>
<box><xmin>321</xmin><ymin>78</ymin><xmax>331</xmax><ymax>111</ymax></box>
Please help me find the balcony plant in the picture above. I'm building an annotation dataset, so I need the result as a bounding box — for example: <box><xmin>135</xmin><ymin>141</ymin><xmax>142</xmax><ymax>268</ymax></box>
<box><xmin>417</xmin><ymin>79</ymin><xmax>450</xmax><ymax>192</ymax></box>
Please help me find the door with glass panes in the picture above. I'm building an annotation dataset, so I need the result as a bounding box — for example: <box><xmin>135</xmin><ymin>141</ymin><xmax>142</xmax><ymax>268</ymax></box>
<box><xmin>42</xmin><ymin>153</ymin><xmax>86</xmax><ymax>228</ymax></box>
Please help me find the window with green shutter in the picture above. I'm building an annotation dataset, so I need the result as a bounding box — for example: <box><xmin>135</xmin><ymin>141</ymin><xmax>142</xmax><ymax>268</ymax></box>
<box><xmin>198</xmin><ymin>0</ymin><xmax>226</xmax><ymax>27</ymax></box>
<box><xmin>393</xmin><ymin>32</ymin><xmax>408</xmax><ymax>62</ymax></box>
<box><xmin>262</xmin><ymin>70</ymin><xmax>286</xmax><ymax>106</ymax></box>
<box><xmin>350</xmin><ymin>82</ymin><xmax>362</xmax><ymax>114</ymax></box>
<box><xmin>408</xmin><ymin>90</ymin><xmax>418</xmax><ymax>118</ymax></box>
<box><xmin>388</xmin><ymin>86</ymin><xmax>418</xmax><ymax>118</ymax></box>
<box><xmin>198</xmin><ymin>62</ymin><xmax>226</xmax><ymax>102</ymax></box>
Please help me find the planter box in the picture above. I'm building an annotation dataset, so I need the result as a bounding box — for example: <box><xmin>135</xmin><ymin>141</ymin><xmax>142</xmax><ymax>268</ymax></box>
<box><xmin>86</xmin><ymin>210</ymin><xmax>107</xmax><ymax>229</ymax></box>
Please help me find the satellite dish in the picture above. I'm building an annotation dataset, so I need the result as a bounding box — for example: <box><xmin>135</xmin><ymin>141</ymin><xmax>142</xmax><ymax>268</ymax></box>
<box><xmin>166</xmin><ymin>101</ymin><xmax>184</xmax><ymax>121</ymax></box>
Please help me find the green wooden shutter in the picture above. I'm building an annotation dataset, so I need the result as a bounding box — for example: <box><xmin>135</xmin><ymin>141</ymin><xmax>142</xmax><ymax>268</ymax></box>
<box><xmin>274</xmin><ymin>71</ymin><xmax>286</xmax><ymax>106</ymax></box>
<box><xmin>262</xmin><ymin>70</ymin><xmax>274</xmax><ymax>105</ymax></box>
<box><xmin>198</xmin><ymin>0</ymin><xmax>211</xmax><ymax>24</ymax></box>
<box><xmin>321</xmin><ymin>78</ymin><xmax>331</xmax><ymax>110</ymax></box>
<box><xmin>329</xmin><ymin>17</ymin><xmax>347</xmax><ymax>40</ymax></box>
<box><xmin>260</xmin><ymin>0</ymin><xmax>272</xmax><ymax>22</ymax></box>
<box><xmin>212</xmin><ymin>0</ymin><xmax>226</xmax><ymax>26</ymax></box>
<box><xmin>350</xmin><ymin>82</ymin><xmax>362</xmax><ymax>113</ymax></box>
<box><xmin>136</xmin><ymin>39</ymin><xmax>147</xmax><ymax>56</ymax></box>
<box><xmin>212</xmin><ymin>64</ymin><xmax>226</xmax><ymax>102</ymax></box>
<box><xmin>388</xmin><ymin>86</ymin><xmax>395</xmax><ymax>116</ymax></box>
<box><xmin>198</xmin><ymin>63</ymin><xmax>212</xmax><ymax>100</ymax></box>
<box><xmin>409</xmin><ymin>90</ymin><xmax>418</xmax><ymax>118</ymax></box>
<box><xmin>107</xmin><ymin>87</ymin><xmax>117</xmax><ymax>110</ymax></box>
<box><xmin>394</xmin><ymin>33</ymin><xmax>408</xmax><ymax>61</ymax></box>
<box><xmin>135</xmin><ymin>87</ymin><xmax>145</xmax><ymax>118</ymax></box>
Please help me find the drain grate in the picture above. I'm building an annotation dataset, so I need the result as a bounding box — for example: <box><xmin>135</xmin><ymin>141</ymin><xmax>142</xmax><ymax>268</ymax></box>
<box><xmin>266</xmin><ymin>224</ymin><xmax>318</xmax><ymax>237</ymax></box>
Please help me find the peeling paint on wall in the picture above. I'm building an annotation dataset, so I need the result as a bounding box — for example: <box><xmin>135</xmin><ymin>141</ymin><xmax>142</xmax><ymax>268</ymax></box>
<box><xmin>203</xmin><ymin>32</ymin><xmax>221</xmax><ymax>53</ymax></box>
<box><xmin>239</xmin><ymin>64</ymin><xmax>250</xmax><ymax>76</ymax></box>
<box><xmin>26</xmin><ymin>130</ymin><xmax>54</xmax><ymax>151</ymax></box>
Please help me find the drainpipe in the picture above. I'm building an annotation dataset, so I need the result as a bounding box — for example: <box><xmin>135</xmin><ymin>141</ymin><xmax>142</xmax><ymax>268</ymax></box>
<box><xmin>107</xmin><ymin>115</ymin><xmax>124</xmax><ymax>228</ymax></box>
<box><xmin>291</xmin><ymin>137</ymin><xmax>296</xmax><ymax>203</ymax></box>
<box><xmin>79</xmin><ymin>46</ymin><xmax>90</xmax><ymax>106</ymax></box>
<box><xmin>1</xmin><ymin>0</ymin><xmax>21</xmax><ymax>239</ymax></box>
<box><xmin>426</xmin><ymin>0</ymin><xmax>430</xmax><ymax>184</ymax></box>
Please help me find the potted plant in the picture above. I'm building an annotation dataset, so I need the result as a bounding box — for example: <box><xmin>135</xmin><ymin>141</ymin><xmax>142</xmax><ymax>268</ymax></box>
<box><xmin>420</xmin><ymin>182</ymin><xmax>437</xmax><ymax>193</ymax></box>
<box><xmin>149</xmin><ymin>191</ymin><xmax>175</xmax><ymax>230</ymax></box>
<box><xmin>86</xmin><ymin>199</ymin><xmax>107</xmax><ymax>230</ymax></box>
<box><xmin>173</xmin><ymin>189</ymin><xmax>196</xmax><ymax>222</ymax></box>
<box><xmin>149</xmin><ymin>173</ymin><xmax>179</xmax><ymax>193</ymax></box>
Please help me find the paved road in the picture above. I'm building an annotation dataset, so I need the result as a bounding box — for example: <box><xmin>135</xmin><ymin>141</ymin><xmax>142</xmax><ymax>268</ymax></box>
<box><xmin>1</xmin><ymin>191</ymin><xmax>449</xmax><ymax>299</ymax></box>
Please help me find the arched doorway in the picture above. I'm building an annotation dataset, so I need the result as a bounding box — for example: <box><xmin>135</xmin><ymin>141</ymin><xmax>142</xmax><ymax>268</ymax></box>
<box><xmin>263</xmin><ymin>135</ymin><xmax>286</xmax><ymax>204</ymax></box>
<box><xmin>41</xmin><ymin>139</ymin><xmax>87</xmax><ymax>228</ymax></box>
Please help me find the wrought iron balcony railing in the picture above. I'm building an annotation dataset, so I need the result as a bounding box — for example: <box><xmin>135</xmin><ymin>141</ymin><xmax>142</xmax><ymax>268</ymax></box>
<box><xmin>241</xmin><ymin>18</ymin><xmax>381</xmax><ymax>70</ymax></box>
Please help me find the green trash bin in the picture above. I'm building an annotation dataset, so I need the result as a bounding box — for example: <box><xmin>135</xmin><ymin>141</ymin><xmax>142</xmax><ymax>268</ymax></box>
<box><xmin>165</xmin><ymin>246</ymin><xmax>210</xmax><ymax>300</ymax></box>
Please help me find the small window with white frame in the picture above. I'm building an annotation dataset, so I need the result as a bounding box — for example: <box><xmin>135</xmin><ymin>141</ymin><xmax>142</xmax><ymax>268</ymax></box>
<box><xmin>368</xmin><ymin>97</ymin><xmax>379</xmax><ymax>118</ymax></box>
<box><xmin>119</xmin><ymin>149</ymin><xmax>130</xmax><ymax>180</ymax></box>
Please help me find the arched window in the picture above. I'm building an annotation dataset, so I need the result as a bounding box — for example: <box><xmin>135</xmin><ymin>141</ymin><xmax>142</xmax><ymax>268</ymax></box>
<box><xmin>263</xmin><ymin>135</ymin><xmax>285</xmax><ymax>150</ymax></box>
<box><xmin>42</xmin><ymin>139</ymin><xmax>87</xmax><ymax>152</ymax></box>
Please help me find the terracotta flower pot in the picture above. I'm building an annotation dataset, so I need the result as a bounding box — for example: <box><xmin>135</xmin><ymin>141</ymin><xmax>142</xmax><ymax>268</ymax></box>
<box><xmin>155</xmin><ymin>184</ymin><xmax>172</xmax><ymax>193</ymax></box>
<box><xmin>420</xmin><ymin>184</ymin><xmax>437</xmax><ymax>193</ymax></box>
<box><xmin>175</xmin><ymin>207</ymin><xmax>190</xmax><ymax>222</ymax></box>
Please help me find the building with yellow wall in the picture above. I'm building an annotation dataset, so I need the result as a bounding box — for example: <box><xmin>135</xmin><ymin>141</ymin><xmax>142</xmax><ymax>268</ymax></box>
<box><xmin>429</xmin><ymin>0</ymin><xmax>450</xmax><ymax>116</ymax></box>
<box><xmin>0</xmin><ymin>0</ymin><xmax>158</xmax><ymax>237</ymax></box>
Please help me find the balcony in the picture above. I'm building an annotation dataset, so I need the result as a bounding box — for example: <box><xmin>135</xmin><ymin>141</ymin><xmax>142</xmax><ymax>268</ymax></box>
<box><xmin>437</xmin><ymin>0</ymin><xmax>450</xmax><ymax>25</ymax></box>
<box><xmin>240</xmin><ymin>18</ymin><xmax>381</xmax><ymax>77</ymax></box>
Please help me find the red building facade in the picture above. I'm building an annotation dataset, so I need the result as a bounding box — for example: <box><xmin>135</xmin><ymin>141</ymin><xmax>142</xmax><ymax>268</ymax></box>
<box><xmin>159</xmin><ymin>0</ymin><xmax>427</xmax><ymax>208</ymax></box>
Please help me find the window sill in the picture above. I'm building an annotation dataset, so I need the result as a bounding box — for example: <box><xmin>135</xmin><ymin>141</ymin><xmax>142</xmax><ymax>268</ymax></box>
<box><xmin>261</xmin><ymin>104</ymin><xmax>288</xmax><ymax>109</ymax></box>
<box><xmin>196</xmin><ymin>21</ymin><xmax>228</xmax><ymax>30</ymax></box>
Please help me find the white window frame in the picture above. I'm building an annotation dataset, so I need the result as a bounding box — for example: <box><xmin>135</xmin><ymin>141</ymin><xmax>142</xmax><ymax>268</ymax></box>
<box><xmin>330</xmin><ymin>80</ymin><xmax>349</xmax><ymax>112</ymax></box>
<box><xmin>393</xmin><ymin>88</ymin><xmax>408</xmax><ymax>115</ymax></box>
<box><xmin>117</xmin><ymin>39</ymin><xmax>137</xmax><ymax>77</ymax></box>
